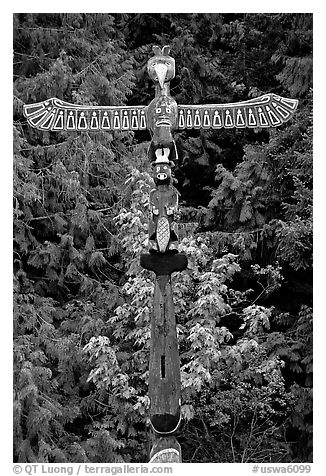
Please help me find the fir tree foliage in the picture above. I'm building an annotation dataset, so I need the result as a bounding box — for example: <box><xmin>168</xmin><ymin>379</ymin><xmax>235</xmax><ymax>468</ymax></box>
<box><xmin>14</xmin><ymin>13</ymin><xmax>312</xmax><ymax>463</ymax></box>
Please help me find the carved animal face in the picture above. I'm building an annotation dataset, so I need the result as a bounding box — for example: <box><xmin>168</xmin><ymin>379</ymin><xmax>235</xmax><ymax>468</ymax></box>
<box><xmin>154</xmin><ymin>162</ymin><xmax>172</xmax><ymax>185</ymax></box>
<box><xmin>147</xmin><ymin>45</ymin><xmax>175</xmax><ymax>88</ymax></box>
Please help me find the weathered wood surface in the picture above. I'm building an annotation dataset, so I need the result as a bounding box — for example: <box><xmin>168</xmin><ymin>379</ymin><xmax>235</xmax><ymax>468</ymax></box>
<box><xmin>149</xmin><ymin>436</ymin><xmax>182</xmax><ymax>463</ymax></box>
<box><xmin>148</xmin><ymin>275</ymin><xmax>181</xmax><ymax>434</ymax></box>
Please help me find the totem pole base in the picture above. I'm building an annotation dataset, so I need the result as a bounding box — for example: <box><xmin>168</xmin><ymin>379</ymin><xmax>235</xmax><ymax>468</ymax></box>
<box><xmin>149</xmin><ymin>435</ymin><xmax>182</xmax><ymax>463</ymax></box>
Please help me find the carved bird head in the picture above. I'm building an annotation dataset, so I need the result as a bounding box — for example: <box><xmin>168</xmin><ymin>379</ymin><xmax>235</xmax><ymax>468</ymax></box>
<box><xmin>147</xmin><ymin>45</ymin><xmax>175</xmax><ymax>89</ymax></box>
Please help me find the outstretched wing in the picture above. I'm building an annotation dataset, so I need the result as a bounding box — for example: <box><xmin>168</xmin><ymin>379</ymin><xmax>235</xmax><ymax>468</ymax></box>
<box><xmin>177</xmin><ymin>93</ymin><xmax>298</xmax><ymax>130</ymax></box>
<box><xmin>23</xmin><ymin>98</ymin><xmax>148</xmax><ymax>131</ymax></box>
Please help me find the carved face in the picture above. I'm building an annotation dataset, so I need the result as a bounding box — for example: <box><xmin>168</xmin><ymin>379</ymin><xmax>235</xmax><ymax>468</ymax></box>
<box><xmin>154</xmin><ymin>162</ymin><xmax>172</xmax><ymax>185</ymax></box>
<box><xmin>148</xmin><ymin>96</ymin><xmax>178</xmax><ymax>132</ymax></box>
<box><xmin>147</xmin><ymin>96</ymin><xmax>178</xmax><ymax>147</ymax></box>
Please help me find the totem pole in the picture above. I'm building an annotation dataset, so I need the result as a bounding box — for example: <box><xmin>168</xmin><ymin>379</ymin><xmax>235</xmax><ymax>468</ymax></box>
<box><xmin>23</xmin><ymin>45</ymin><xmax>298</xmax><ymax>463</ymax></box>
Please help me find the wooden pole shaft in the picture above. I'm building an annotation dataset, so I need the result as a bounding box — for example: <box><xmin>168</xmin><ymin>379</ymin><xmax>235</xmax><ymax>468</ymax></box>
<box><xmin>149</xmin><ymin>275</ymin><xmax>181</xmax><ymax>435</ymax></box>
<box><xmin>141</xmin><ymin>253</ymin><xmax>187</xmax><ymax>462</ymax></box>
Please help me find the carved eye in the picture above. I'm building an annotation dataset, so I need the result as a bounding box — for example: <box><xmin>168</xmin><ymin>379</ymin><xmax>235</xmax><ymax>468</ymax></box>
<box><xmin>165</xmin><ymin>62</ymin><xmax>171</xmax><ymax>66</ymax></box>
<box><xmin>163</xmin><ymin>166</ymin><xmax>168</xmax><ymax>170</ymax></box>
<box><xmin>166</xmin><ymin>107</ymin><xmax>171</xmax><ymax>113</ymax></box>
<box><xmin>151</xmin><ymin>63</ymin><xmax>156</xmax><ymax>67</ymax></box>
<box><xmin>156</xmin><ymin>167</ymin><xmax>160</xmax><ymax>172</ymax></box>
<box><xmin>156</xmin><ymin>107</ymin><xmax>161</xmax><ymax>113</ymax></box>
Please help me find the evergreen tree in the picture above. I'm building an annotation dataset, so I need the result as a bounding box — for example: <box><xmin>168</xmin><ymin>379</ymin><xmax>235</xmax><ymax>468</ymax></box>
<box><xmin>13</xmin><ymin>13</ymin><xmax>312</xmax><ymax>462</ymax></box>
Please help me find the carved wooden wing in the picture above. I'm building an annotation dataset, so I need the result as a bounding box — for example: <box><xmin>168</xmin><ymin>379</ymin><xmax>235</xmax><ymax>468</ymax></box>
<box><xmin>177</xmin><ymin>93</ymin><xmax>298</xmax><ymax>130</ymax></box>
<box><xmin>23</xmin><ymin>97</ymin><xmax>148</xmax><ymax>131</ymax></box>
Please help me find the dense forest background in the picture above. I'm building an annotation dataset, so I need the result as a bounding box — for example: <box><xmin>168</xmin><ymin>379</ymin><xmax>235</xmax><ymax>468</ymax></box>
<box><xmin>13</xmin><ymin>13</ymin><xmax>313</xmax><ymax>463</ymax></box>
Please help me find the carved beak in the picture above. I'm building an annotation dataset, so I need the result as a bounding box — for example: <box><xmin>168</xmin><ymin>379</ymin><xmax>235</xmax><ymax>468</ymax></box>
<box><xmin>154</xmin><ymin>63</ymin><xmax>168</xmax><ymax>89</ymax></box>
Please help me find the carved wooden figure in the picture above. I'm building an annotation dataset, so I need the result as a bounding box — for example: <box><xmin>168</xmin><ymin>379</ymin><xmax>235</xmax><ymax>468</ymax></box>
<box><xmin>23</xmin><ymin>44</ymin><xmax>299</xmax><ymax>463</ymax></box>
<box><xmin>148</xmin><ymin>159</ymin><xmax>179</xmax><ymax>253</ymax></box>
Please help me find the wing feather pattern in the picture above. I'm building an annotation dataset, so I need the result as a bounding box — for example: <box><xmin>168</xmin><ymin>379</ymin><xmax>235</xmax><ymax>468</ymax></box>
<box><xmin>23</xmin><ymin>98</ymin><xmax>148</xmax><ymax>131</ymax></box>
<box><xmin>177</xmin><ymin>93</ymin><xmax>298</xmax><ymax>130</ymax></box>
